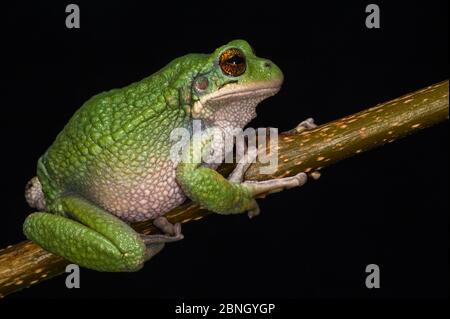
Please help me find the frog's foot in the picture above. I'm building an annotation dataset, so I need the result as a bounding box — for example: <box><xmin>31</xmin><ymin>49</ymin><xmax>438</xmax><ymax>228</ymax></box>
<box><xmin>242</xmin><ymin>172</ymin><xmax>308</xmax><ymax>218</ymax></box>
<box><xmin>310</xmin><ymin>171</ymin><xmax>321</xmax><ymax>180</ymax></box>
<box><xmin>142</xmin><ymin>216</ymin><xmax>184</xmax><ymax>245</ymax></box>
<box><xmin>228</xmin><ymin>147</ymin><xmax>258</xmax><ymax>183</ymax></box>
<box><xmin>286</xmin><ymin>118</ymin><xmax>322</xmax><ymax>180</ymax></box>
<box><xmin>247</xmin><ymin>203</ymin><xmax>261</xmax><ymax>219</ymax></box>
<box><xmin>243</xmin><ymin>172</ymin><xmax>308</xmax><ymax>197</ymax></box>
<box><xmin>294</xmin><ymin>117</ymin><xmax>317</xmax><ymax>133</ymax></box>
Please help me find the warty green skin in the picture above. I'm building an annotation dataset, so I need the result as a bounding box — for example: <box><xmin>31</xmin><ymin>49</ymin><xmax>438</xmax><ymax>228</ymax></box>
<box><xmin>23</xmin><ymin>40</ymin><xmax>284</xmax><ymax>272</ymax></box>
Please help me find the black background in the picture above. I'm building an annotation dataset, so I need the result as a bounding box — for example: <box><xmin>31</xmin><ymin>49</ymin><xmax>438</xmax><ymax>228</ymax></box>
<box><xmin>2</xmin><ymin>1</ymin><xmax>448</xmax><ymax>301</ymax></box>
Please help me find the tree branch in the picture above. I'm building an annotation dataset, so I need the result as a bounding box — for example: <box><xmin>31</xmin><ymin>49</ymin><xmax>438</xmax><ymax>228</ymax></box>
<box><xmin>0</xmin><ymin>80</ymin><xmax>448</xmax><ymax>298</ymax></box>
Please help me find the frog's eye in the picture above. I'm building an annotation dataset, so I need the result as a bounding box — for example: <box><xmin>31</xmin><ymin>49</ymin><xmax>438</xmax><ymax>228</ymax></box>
<box><xmin>219</xmin><ymin>48</ymin><xmax>246</xmax><ymax>77</ymax></box>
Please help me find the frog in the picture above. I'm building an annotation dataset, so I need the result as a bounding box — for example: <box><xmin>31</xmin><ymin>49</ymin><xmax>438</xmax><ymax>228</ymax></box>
<box><xmin>23</xmin><ymin>40</ymin><xmax>314</xmax><ymax>272</ymax></box>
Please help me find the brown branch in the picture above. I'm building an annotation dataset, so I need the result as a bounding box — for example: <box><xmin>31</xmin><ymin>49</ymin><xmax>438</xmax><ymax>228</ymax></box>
<box><xmin>0</xmin><ymin>80</ymin><xmax>448</xmax><ymax>298</ymax></box>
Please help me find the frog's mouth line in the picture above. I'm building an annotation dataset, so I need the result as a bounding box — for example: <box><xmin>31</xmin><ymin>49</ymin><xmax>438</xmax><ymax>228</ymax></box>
<box><xmin>192</xmin><ymin>80</ymin><xmax>282</xmax><ymax>118</ymax></box>
<box><xmin>209</xmin><ymin>80</ymin><xmax>283</xmax><ymax>101</ymax></box>
<box><xmin>209</xmin><ymin>86</ymin><xmax>281</xmax><ymax>102</ymax></box>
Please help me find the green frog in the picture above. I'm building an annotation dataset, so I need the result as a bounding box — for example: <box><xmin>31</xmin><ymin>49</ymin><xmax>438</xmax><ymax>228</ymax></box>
<box><xmin>24</xmin><ymin>40</ymin><xmax>312</xmax><ymax>272</ymax></box>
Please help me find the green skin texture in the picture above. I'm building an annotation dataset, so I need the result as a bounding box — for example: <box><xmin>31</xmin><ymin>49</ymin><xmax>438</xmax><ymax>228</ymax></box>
<box><xmin>23</xmin><ymin>40</ymin><xmax>284</xmax><ymax>272</ymax></box>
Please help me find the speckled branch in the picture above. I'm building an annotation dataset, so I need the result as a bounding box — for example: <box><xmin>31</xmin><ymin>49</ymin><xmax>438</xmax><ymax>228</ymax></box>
<box><xmin>0</xmin><ymin>80</ymin><xmax>448</xmax><ymax>298</ymax></box>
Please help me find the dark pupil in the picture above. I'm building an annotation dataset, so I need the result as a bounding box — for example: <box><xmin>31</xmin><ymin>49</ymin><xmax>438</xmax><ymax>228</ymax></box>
<box><xmin>226</xmin><ymin>55</ymin><xmax>244</xmax><ymax>65</ymax></box>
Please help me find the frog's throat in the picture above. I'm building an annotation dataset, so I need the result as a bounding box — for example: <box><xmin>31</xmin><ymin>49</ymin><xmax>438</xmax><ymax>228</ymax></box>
<box><xmin>191</xmin><ymin>80</ymin><xmax>282</xmax><ymax>128</ymax></box>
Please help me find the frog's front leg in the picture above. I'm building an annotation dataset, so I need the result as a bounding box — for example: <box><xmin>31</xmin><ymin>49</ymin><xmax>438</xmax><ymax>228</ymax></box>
<box><xmin>175</xmin><ymin>135</ymin><xmax>308</xmax><ymax>218</ymax></box>
<box><xmin>228</xmin><ymin>145</ymin><xmax>308</xmax><ymax>196</ymax></box>
<box><xmin>227</xmin><ymin>147</ymin><xmax>258</xmax><ymax>184</ymax></box>
<box><xmin>295</xmin><ymin>117</ymin><xmax>317</xmax><ymax>133</ymax></box>
<box><xmin>23</xmin><ymin>195</ymin><xmax>180</xmax><ymax>272</ymax></box>
<box><xmin>229</xmin><ymin>148</ymin><xmax>308</xmax><ymax>218</ymax></box>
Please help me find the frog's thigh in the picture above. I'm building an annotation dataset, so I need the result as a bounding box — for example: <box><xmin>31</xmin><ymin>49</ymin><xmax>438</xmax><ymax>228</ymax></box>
<box><xmin>23</xmin><ymin>195</ymin><xmax>169</xmax><ymax>272</ymax></box>
<box><xmin>24</xmin><ymin>212</ymin><xmax>143</xmax><ymax>272</ymax></box>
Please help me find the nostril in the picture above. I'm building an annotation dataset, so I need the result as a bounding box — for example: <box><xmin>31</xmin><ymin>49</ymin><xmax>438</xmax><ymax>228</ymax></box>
<box><xmin>264</xmin><ymin>62</ymin><xmax>271</xmax><ymax>68</ymax></box>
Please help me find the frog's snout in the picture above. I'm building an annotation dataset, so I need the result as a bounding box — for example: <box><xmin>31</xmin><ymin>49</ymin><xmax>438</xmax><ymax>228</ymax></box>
<box><xmin>259</xmin><ymin>58</ymin><xmax>284</xmax><ymax>85</ymax></box>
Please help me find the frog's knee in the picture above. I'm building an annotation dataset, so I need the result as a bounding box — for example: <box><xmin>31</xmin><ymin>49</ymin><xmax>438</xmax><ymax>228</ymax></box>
<box><xmin>121</xmin><ymin>252</ymin><xmax>146</xmax><ymax>272</ymax></box>
<box><xmin>25</xmin><ymin>176</ymin><xmax>47</xmax><ymax>210</ymax></box>
<box><xmin>122</xmin><ymin>243</ymin><xmax>166</xmax><ymax>272</ymax></box>
<box><xmin>100</xmin><ymin>242</ymin><xmax>148</xmax><ymax>272</ymax></box>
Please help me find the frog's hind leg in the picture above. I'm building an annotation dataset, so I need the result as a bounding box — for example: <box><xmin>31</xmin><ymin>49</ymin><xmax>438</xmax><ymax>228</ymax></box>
<box><xmin>142</xmin><ymin>216</ymin><xmax>184</xmax><ymax>244</ymax></box>
<box><xmin>23</xmin><ymin>195</ymin><xmax>176</xmax><ymax>272</ymax></box>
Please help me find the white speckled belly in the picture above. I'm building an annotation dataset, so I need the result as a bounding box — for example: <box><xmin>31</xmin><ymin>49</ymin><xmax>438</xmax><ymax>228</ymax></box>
<box><xmin>85</xmin><ymin>157</ymin><xmax>187</xmax><ymax>223</ymax></box>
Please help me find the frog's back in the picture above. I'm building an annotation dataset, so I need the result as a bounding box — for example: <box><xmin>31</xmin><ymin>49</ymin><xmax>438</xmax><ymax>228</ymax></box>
<box><xmin>36</xmin><ymin>69</ymin><xmax>191</xmax><ymax>220</ymax></box>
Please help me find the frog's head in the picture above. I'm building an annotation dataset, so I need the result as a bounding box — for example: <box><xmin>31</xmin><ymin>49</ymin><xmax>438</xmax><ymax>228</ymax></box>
<box><xmin>183</xmin><ymin>40</ymin><xmax>283</xmax><ymax>129</ymax></box>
